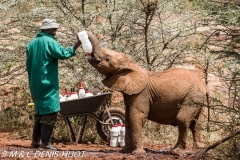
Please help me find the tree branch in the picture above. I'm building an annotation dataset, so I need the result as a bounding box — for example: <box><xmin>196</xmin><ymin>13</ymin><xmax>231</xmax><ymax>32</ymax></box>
<box><xmin>193</xmin><ymin>130</ymin><xmax>240</xmax><ymax>160</ymax></box>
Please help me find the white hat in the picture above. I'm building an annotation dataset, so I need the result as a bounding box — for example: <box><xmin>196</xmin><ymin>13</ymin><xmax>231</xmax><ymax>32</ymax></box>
<box><xmin>40</xmin><ymin>18</ymin><xmax>59</xmax><ymax>30</ymax></box>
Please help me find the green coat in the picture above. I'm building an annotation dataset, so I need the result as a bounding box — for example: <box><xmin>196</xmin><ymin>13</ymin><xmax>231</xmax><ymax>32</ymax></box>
<box><xmin>26</xmin><ymin>32</ymin><xmax>75</xmax><ymax>115</ymax></box>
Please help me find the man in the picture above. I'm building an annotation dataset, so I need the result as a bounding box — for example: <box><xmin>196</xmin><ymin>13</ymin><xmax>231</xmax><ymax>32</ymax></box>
<box><xmin>26</xmin><ymin>18</ymin><xmax>81</xmax><ymax>150</ymax></box>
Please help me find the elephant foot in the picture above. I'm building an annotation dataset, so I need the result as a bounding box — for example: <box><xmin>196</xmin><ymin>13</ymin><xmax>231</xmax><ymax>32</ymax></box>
<box><xmin>193</xmin><ymin>142</ymin><xmax>205</xmax><ymax>149</ymax></box>
<box><xmin>132</xmin><ymin>148</ymin><xmax>146</xmax><ymax>154</ymax></box>
<box><xmin>170</xmin><ymin>147</ymin><xmax>186</xmax><ymax>156</ymax></box>
<box><xmin>119</xmin><ymin>146</ymin><xmax>133</xmax><ymax>153</ymax></box>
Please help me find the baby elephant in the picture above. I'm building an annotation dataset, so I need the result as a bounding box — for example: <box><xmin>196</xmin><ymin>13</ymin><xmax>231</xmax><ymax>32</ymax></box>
<box><xmin>83</xmin><ymin>31</ymin><xmax>206</xmax><ymax>155</ymax></box>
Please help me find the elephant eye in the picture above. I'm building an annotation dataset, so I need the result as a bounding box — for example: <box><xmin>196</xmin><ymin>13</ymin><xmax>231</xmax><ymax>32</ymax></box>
<box><xmin>105</xmin><ymin>56</ymin><xmax>110</xmax><ymax>62</ymax></box>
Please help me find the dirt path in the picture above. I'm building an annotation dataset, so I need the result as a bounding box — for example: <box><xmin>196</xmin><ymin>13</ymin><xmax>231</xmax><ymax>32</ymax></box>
<box><xmin>0</xmin><ymin>132</ymin><xmax>194</xmax><ymax>160</ymax></box>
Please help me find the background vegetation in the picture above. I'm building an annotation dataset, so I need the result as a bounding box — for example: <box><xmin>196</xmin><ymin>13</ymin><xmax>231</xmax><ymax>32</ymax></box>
<box><xmin>0</xmin><ymin>0</ymin><xmax>239</xmax><ymax>159</ymax></box>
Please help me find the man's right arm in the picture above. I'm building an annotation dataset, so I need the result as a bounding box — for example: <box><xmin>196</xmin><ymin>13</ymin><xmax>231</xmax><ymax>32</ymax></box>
<box><xmin>73</xmin><ymin>40</ymin><xmax>81</xmax><ymax>51</ymax></box>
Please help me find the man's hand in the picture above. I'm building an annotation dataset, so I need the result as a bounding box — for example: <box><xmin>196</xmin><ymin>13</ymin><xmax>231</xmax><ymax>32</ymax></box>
<box><xmin>73</xmin><ymin>39</ymin><xmax>81</xmax><ymax>50</ymax></box>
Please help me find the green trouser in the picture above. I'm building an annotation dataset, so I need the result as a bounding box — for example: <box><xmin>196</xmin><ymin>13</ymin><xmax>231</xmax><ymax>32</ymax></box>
<box><xmin>34</xmin><ymin>112</ymin><xmax>58</xmax><ymax>126</ymax></box>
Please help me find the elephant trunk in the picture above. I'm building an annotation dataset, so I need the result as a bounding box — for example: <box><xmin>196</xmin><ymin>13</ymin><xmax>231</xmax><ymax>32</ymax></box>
<box><xmin>86</xmin><ymin>31</ymin><xmax>102</xmax><ymax>63</ymax></box>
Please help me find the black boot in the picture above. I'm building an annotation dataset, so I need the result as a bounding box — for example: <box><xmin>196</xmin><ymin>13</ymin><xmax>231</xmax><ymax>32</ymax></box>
<box><xmin>31</xmin><ymin>123</ymin><xmax>42</xmax><ymax>148</ymax></box>
<box><xmin>40</xmin><ymin>124</ymin><xmax>58</xmax><ymax>150</ymax></box>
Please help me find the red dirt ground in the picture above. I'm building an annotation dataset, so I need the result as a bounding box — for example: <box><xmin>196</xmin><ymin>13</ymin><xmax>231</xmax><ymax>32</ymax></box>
<box><xmin>0</xmin><ymin>132</ymin><xmax>196</xmax><ymax>160</ymax></box>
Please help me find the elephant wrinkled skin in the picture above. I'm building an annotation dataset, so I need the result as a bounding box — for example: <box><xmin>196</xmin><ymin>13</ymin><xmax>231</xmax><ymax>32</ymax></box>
<box><xmin>84</xmin><ymin>31</ymin><xmax>206</xmax><ymax>155</ymax></box>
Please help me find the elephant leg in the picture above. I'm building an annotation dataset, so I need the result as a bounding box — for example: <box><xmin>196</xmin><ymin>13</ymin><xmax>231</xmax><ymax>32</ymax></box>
<box><xmin>121</xmin><ymin>93</ymin><xmax>149</xmax><ymax>154</ymax></box>
<box><xmin>170</xmin><ymin>120</ymin><xmax>188</xmax><ymax>156</ymax></box>
<box><xmin>171</xmin><ymin>106</ymin><xmax>191</xmax><ymax>156</ymax></box>
<box><xmin>190</xmin><ymin>108</ymin><xmax>204</xmax><ymax>149</ymax></box>
<box><xmin>120</xmin><ymin>105</ymin><xmax>134</xmax><ymax>153</ymax></box>
<box><xmin>171</xmin><ymin>105</ymin><xmax>203</xmax><ymax>156</ymax></box>
<box><xmin>129</xmin><ymin>110</ymin><xmax>147</xmax><ymax>154</ymax></box>
<box><xmin>119</xmin><ymin>120</ymin><xmax>134</xmax><ymax>153</ymax></box>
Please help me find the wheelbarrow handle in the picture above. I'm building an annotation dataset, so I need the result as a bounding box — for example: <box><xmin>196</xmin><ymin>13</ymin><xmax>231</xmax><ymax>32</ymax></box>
<box><xmin>28</xmin><ymin>103</ymin><xmax>34</xmax><ymax>107</ymax></box>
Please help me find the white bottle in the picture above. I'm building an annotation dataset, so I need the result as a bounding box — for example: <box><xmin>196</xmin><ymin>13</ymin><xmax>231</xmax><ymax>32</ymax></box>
<box><xmin>59</xmin><ymin>94</ymin><xmax>66</xmax><ymax>102</ymax></box>
<box><xmin>84</xmin><ymin>89</ymin><xmax>93</xmax><ymax>97</ymax></box>
<box><xmin>117</xmin><ymin>123</ymin><xmax>122</xmax><ymax>147</ymax></box>
<box><xmin>78</xmin><ymin>82</ymin><xmax>85</xmax><ymax>98</ymax></box>
<box><xmin>120</xmin><ymin>124</ymin><xmax>125</xmax><ymax>137</ymax></box>
<box><xmin>65</xmin><ymin>94</ymin><xmax>72</xmax><ymax>101</ymax></box>
<box><xmin>78</xmin><ymin>31</ymin><xmax>93</xmax><ymax>53</ymax></box>
<box><xmin>119</xmin><ymin>124</ymin><xmax>125</xmax><ymax>147</ymax></box>
<box><xmin>110</xmin><ymin>125</ymin><xmax>119</xmax><ymax>147</ymax></box>
<box><xmin>117</xmin><ymin>123</ymin><xmax>122</xmax><ymax>135</ymax></box>
<box><xmin>97</xmin><ymin>91</ymin><xmax>103</xmax><ymax>95</ymax></box>
<box><xmin>70</xmin><ymin>92</ymin><xmax>78</xmax><ymax>99</ymax></box>
<box><xmin>69</xmin><ymin>88</ymin><xmax>78</xmax><ymax>100</ymax></box>
<box><xmin>65</xmin><ymin>89</ymin><xmax>72</xmax><ymax>101</ymax></box>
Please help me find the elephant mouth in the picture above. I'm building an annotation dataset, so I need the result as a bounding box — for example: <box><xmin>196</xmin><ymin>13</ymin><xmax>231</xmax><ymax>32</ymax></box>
<box><xmin>87</xmin><ymin>53</ymin><xmax>101</xmax><ymax>64</ymax></box>
<box><xmin>87</xmin><ymin>55</ymin><xmax>109</xmax><ymax>78</ymax></box>
<box><xmin>102</xmin><ymin>75</ymin><xmax>108</xmax><ymax>80</ymax></box>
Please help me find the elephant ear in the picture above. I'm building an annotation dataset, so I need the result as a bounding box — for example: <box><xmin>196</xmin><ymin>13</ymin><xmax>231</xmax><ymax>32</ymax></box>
<box><xmin>102</xmin><ymin>63</ymin><xmax>148</xmax><ymax>95</ymax></box>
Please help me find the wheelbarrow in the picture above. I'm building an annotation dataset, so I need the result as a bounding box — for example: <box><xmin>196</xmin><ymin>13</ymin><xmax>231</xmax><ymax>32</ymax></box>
<box><xmin>60</xmin><ymin>92</ymin><xmax>125</xmax><ymax>143</ymax></box>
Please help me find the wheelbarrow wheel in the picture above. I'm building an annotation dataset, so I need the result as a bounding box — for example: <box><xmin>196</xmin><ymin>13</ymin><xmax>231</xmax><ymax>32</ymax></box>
<box><xmin>96</xmin><ymin>107</ymin><xmax>125</xmax><ymax>142</ymax></box>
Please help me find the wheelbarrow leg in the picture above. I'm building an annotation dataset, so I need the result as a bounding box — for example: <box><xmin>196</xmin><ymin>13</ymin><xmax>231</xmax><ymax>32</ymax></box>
<box><xmin>76</xmin><ymin>124</ymin><xmax>82</xmax><ymax>143</ymax></box>
<box><xmin>64</xmin><ymin>117</ymin><xmax>76</xmax><ymax>142</ymax></box>
<box><xmin>76</xmin><ymin>115</ymin><xmax>88</xmax><ymax>143</ymax></box>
